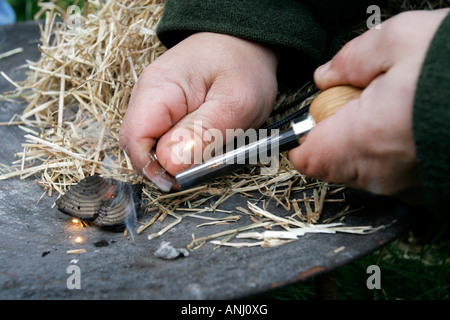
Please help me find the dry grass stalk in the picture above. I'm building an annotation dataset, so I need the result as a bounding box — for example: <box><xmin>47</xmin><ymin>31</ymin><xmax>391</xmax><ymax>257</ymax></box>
<box><xmin>207</xmin><ymin>202</ymin><xmax>381</xmax><ymax>248</ymax></box>
<box><xmin>66</xmin><ymin>248</ymin><xmax>86</xmax><ymax>254</ymax></box>
<box><xmin>0</xmin><ymin>47</ymin><xmax>24</xmax><ymax>61</ymax></box>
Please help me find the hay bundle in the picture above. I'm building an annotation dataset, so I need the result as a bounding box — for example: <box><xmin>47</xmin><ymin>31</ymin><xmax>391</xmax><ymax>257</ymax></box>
<box><xmin>1</xmin><ymin>0</ymin><xmax>166</xmax><ymax>194</ymax></box>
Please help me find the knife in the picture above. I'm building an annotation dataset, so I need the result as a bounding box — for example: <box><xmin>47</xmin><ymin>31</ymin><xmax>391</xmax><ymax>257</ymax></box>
<box><xmin>145</xmin><ymin>86</ymin><xmax>362</xmax><ymax>192</ymax></box>
<box><xmin>174</xmin><ymin>85</ymin><xmax>362</xmax><ymax>190</ymax></box>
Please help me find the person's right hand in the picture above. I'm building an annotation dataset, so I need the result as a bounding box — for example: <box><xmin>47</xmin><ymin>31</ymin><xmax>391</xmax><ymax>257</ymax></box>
<box><xmin>288</xmin><ymin>9</ymin><xmax>449</xmax><ymax>203</ymax></box>
<box><xmin>119</xmin><ymin>32</ymin><xmax>278</xmax><ymax>190</ymax></box>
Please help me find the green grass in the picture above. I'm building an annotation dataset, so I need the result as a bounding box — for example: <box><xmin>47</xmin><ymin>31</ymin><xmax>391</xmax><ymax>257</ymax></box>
<box><xmin>254</xmin><ymin>221</ymin><xmax>450</xmax><ymax>300</ymax></box>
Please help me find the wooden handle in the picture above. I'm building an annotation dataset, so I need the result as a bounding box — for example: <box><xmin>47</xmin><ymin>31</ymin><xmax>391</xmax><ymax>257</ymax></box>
<box><xmin>309</xmin><ymin>86</ymin><xmax>362</xmax><ymax>123</ymax></box>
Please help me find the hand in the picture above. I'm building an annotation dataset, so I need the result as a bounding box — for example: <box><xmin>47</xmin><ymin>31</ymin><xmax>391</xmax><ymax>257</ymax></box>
<box><xmin>119</xmin><ymin>32</ymin><xmax>278</xmax><ymax>188</ymax></box>
<box><xmin>288</xmin><ymin>9</ymin><xmax>449</xmax><ymax>202</ymax></box>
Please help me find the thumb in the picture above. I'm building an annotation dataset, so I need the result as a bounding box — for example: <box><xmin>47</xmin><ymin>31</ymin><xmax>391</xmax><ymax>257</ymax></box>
<box><xmin>314</xmin><ymin>26</ymin><xmax>392</xmax><ymax>90</ymax></box>
<box><xmin>156</xmin><ymin>101</ymin><xmax>221</xmax><ymax>176</ymax></box>
<box><xmin>156</xmin><ymin>93</ymin><xmax>274</xmax><ymax>176</ymax></box>
<box><xmin>288</xmin><ymin>96</ymin><xmax>361</xmax><ymax>184</ymax></box>
<box><xmin>119</xmin><ymin>81</ymin><xmax>187</xmax><ymax>175</ymax></box>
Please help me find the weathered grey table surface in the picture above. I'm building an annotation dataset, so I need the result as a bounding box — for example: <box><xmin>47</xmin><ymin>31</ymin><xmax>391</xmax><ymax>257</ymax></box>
<box><xmin>0</xmin><ymin>21</ymin><xmax>421</xmax><ymax>300</ymax></box>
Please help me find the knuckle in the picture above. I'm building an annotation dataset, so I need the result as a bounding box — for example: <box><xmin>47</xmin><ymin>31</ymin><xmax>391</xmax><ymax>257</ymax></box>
<box><xmin>328</xmin><ymin>40</ymin><xmax>361</xmax><ymax>83</ymax></box>
<box><xmin>382</xmin><ymin>11</ymin><xmax>422</xmax><ymax>50</ymax></box>
<box><xmin>298</xmin><ymin>156</ymin><xmax>323</xmax><ymax>180</ymax></box>
<box><xmin>332</xmin><ymin>40</ymin><xmax>356</xmax><ymax>69</ymax></box>
<box><xmin>332</xmin><ymin>37</ymin><xmax>358</xmax><ymax>69</ymax></box>
<box><xmin>137</xmin><ymin>58</ymin><xmax>182</xmax><ymax>90</ymax></box>
<box><xmin>138</xmin><ymin>63</ymin><xmax>169</xmax><ymax>86</ymax></box>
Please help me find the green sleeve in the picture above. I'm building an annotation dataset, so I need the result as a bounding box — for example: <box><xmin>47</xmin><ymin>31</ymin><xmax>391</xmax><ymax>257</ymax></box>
<box><xmin>156</xmin><ymin>0</ymin><xmax>384</xmax><ymax>86</ymax></box>
<box><xmin>413</xmin><ymin>11</ymin><xmax>450</xmax><ymax>221</ymax></box>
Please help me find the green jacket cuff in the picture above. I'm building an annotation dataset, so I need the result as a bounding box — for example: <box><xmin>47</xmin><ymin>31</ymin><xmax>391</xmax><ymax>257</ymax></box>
<box><xmin>156</xmin><ymin>0</ymin><xmax>329</xmax><ymax>85</ymax></box>
<box><xmin>413</xmin><ymin>11</ymin><xmax>450</xmax><ymax>221</ymax></box>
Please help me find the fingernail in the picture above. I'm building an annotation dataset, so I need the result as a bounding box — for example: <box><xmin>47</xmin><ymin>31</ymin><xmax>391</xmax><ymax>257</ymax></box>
<box><xmin>142</xmin><ymin>150</ymin><xmax>175</xmax><ymax>192</ymax></box>
<box><xmin>315</xmin><ymin>61</ymin><xmax>331</xmax><ymax>79</ymax></box>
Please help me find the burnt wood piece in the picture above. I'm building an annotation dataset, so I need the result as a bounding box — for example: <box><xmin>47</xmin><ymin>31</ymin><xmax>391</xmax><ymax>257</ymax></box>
<box><xmin>55</xmin><ymin>175</ymin><xmax>142</xmax><ymax>228</ymax></box>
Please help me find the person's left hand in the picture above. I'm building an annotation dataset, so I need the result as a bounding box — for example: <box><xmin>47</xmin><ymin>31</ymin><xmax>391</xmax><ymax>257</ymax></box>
<box><xmin>288</xmin><ymin>9</ymin><xmax>449</xmax><ymax>203</ymax></box>
<box><xmin>119</xmin><ymin>32</ymin><xmax>278</xmax><ymax>190</ymax></box>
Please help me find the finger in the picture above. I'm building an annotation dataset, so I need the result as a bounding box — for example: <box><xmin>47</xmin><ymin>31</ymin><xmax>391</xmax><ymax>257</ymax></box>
<box><xmin>290</xmin><ymin>71</ymin><xmax>416</xmax><ymax>194</ymax></box>
<box><xmin>156</xmin><ymin>91</ymin><xmax>275</xmax><ymax>176</ymax></box>
<box><xmin>288</xmin><ymin>97</ymin><xmax>362</xmax><ymax>185</ymax></box>
<box><xmin>314</xmin><ymin>28</ymin><xmax>393</xmax><ymax>90</ymax></box>
<box><xmin>119</xmin><ymin>78</ymin><xmax>188</xmax><ymax>175</ymax></box>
